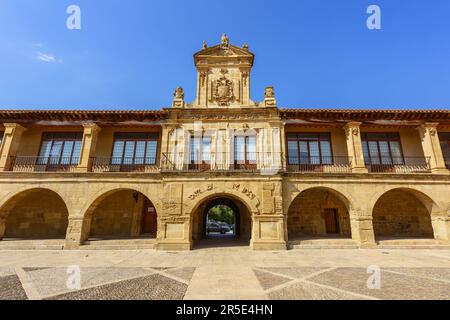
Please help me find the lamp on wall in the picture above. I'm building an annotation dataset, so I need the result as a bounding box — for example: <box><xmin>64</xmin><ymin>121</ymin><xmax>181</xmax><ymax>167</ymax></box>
<box><xmin>132</xmin><ymin>192</ymin><xmax>139</xmax><ymax>203</ymax></box>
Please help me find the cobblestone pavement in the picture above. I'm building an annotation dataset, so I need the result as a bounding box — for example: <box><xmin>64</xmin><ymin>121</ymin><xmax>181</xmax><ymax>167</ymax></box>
<box><xmin>0</xmin><ymin>248</ymin><xmax>449</xmax><ymax>300</ymax></box>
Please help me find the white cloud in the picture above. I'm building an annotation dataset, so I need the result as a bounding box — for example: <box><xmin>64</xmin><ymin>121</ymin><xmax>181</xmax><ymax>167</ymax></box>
<box><xmin>36</xmin><ymin>52</ymin><xmax>57</xmax><ymax>63</ymax></box>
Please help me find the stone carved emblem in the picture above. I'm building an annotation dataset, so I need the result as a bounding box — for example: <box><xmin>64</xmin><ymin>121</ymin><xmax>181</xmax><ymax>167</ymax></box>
<box><xmin>211</xmin><ymin>76</ymin><xmax>235</xmax><ymax>106</ymax></box>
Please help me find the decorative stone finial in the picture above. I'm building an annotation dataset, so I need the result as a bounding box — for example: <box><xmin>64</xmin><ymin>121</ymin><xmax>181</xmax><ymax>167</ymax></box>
<box><xmin>202</xmin><ymin>41</ymin><xmax>207</xmax><ymax>50</ymax></box>
<box><xmin>221</xmin><ymin>33</ymin><xmax>230</xmax><ymax>48</ymax></box>
<box><xmin>242</xmin><ymin>43</ymin><xmax>249</xmax><ymax>51</ymax></box>
<box><xmin>264</xmin><ymin>86</ymin><xmax>276</xmax><ymax>107</ymax></box>
<box><xmin>172</xmin><ymin>86</ymin><xmax>185</xmax><ymax>108</ymax></box>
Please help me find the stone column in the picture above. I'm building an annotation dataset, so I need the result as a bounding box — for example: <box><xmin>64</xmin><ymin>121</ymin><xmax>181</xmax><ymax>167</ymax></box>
<box><xmin>280</xmin><ymin>123</ymin><xmax>287</xmax><ymax>171</ymax></box>
<box><xmin>65</xmin><ymin>217</ymin><xmax>87</xmax><ymax>249</ymax></box>
<box><xmin>76</xmin><ymin>123</ymin><xmax>101</xmax><ymax>172</ymax></box>
<box><xmin>130</xmin><ymin>194</ymin><xmax>145</xmax><ymax>237</ymax></box>
<box><xmin>349</xmin><ymin>210</ymin><xmax>376</xmax><ymax>248</ymax></box>
<box><xmin>0</xmin><ymin>123</ymin><xmax>26</xmax><ymax>172</ymax></box>
<box><xmin>431</xmin><ymin>214</ymin><xmax>450</xmax><ymax>243</ymax></box>
<box><xmin>155</xmin><ymin>183</ymin><xmax>191</xmax><ymax>250</ymax></box>
<box><xmin>250</xmin><ymin>182</ymin><xmax>287</xmax><ymax>250</ymax></box>
<box><xmin>344</xmin><ymin>122</ymin><xmax>368</xmax><ymax>173</ymax></box>
<box><xmin>0</xmin><ymin>217</ymin><xmax>6</xmax><ymax>240</ymax></box>
<box><xmin>417</xmin><ymin>123</ymin><xmax>449</xmax><ymax>174</ymax></box>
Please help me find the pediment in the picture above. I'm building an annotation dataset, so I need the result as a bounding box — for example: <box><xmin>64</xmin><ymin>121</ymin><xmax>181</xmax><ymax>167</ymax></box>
<box><xmin>194</xmin><ymin>45</ymin><xmax>254</xmax><ymax>65</ymax></box>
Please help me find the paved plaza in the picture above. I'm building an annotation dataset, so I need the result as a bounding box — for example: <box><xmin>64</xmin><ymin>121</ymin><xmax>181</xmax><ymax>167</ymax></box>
<box><xmin>0</xmin><ymin>247</ymin><xmax>449</xmax><ymax>300</ymax></box>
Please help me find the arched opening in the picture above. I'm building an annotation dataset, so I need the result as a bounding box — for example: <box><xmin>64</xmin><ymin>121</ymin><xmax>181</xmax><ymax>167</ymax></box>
<box><xmin>0</xmin><ymin>188</ymin><xmax>69</xmax><ymax>242</ymax></box>
<box><xmin>372</xmin><ymin>188</ymin><xmax>434</xmax><ymax>241</ymax></box>
<box><xmin>83</xmin><ymin>189</ymin><xmax>157</xmax><ymax>245</ymax></box>
<box><xmin>287</xmin><ymin>188</ymin><xmax>352</xmax><ymax>242</ymax></box>
<box><xmin>192</xmin><ymin>196</ymin><xmax>251</xmax><ymax>248</ymax></box>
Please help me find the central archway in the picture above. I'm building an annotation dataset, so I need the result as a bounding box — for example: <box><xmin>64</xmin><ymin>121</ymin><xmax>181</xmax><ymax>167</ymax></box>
<box><xmin>192</xmin><ymin>195</ymin><xmax>252</xmax><ymax>248</ymax></box>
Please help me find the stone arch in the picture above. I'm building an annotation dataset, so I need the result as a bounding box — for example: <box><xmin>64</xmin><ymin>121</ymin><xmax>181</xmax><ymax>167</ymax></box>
<box><xmin>79</xmin><ymin>184</ymin><xmax>162</xmax><ymax>218</ymax></box>
<box><xmin>189</xmin><ymin>192</ymin><xmax>253</xmax><ymax>246</ymax></box>
<box><xmin>0</xmin><ymin>187</ymin><xmax>69</xmax><ymax>240</ymax></box>
<box><xmin>285</xmin><ymin>184</ymin><xmax>356</xmax><ymax>214</ymax></box>
<box><xmin>287</xmin><ymin>186</ymin><xmax>352</xmax><ymax>239</ymax></box>
<box><xmin>79</xmin><ymin>187</ymin><xmax>159</xmax><ymax>243</ymax></box>
<box><xmin>371</xmin><ymin>187</ymin><xmax>438</xmax><ymax>239</ymax></box>
<box><xmin>184</xmin><ymin>183</ymin><xmax>260</xmax><ymax>216</ymax></box>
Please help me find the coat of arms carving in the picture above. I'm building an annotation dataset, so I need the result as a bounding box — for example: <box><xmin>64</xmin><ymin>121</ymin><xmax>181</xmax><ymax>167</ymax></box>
<box><xmin>210</xmin><ymin>76</ymin><xmax>235</xmax><ymax>106</ymax></box>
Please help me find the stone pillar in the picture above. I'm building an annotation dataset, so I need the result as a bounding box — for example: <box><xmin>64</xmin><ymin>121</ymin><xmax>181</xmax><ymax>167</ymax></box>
<box><xmin>417</xmin><ymin>123</ymin><xmax>449</xmax><ymax>174</ymax></box>
<box><xmin>431</xmin><ymin>214</ymin><xmax>450</xmax><ymax>243</ymax></box>
<box><xmin>0</xmin><ymin>123</ymin><xmax>26</xmax><ymax>172</ymax></box>
<box><xmin>280</xmin><ymin>123</ymin><xmax>287</xmax><ymax>171</ymax></box>
<box><xmin>155</xmin><ymin>183</ymin><xmax>191</xmax><ymax>250</ymax></box>
<box><xmin>349</xmin><ymin>210</ymin><xmax>376</xmax><ymax>248</ymax></box>
<box><xmin>251</xmin><ymin>215</ymin><xmax>287</xmax><ymax>250</ymax></box>
<box><xmin>130</xmin><ymin>194</ymin><xmax>145</xmax><ymax>237</ymax></box>
<box><xmin>0</xmin><ymin>217</ymin><xmax>6</xmax><ymax>240</ymax></box>
<box><xmin>344</xmin><ymin>122</ymin><xmax>368</xmax><ymax>173</ymax></box>
<box><xmin>250</xmin><ymin>182</ymin><xmax>287</xmax><ymax>250</ymax></box>
<box><xmin>65</xmin><ymin>217</ymin><xmax>88</xmax><ymax>249</ymax></box>
<box><xmin>76</xmin><ymin>123</ymin><xmax>101</xmax><ymax>172</ymax></box>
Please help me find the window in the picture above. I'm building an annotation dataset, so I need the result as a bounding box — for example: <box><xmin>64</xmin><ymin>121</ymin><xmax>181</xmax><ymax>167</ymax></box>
<box><xmin>234</xmin><ymin>136</ymin><xmax>257</xmax><ymax>168</ymax></box>
<box><xmin>190</xmin><ymin>136</ymin><xmax>211</xmax><ymax>164</ymax></box>
<box><xmin>287</xmin><ymin>133</ymin><xmax>333</xmax><ymax>165</ymax></box>
<box><xmin>38</xmin><ymin>132</ymin><xmax>82</xmax><ymax>166</ymax></box>
<box><xmin>361</xmin><ymin>133</ymin><xmax>404</xmax><ymax>165</ymax></box>
<box><xmin>439</xmin><ymin>132</ymin><xmax>450</xmax><ymax>168</ymax></box>
<box><xmin>111</xmin><ymin>133</ymin><xmax>159</xmax><ymax>165</ymax></box>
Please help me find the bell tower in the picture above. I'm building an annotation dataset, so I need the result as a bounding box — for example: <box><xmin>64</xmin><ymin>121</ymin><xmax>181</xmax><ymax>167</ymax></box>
<box><xmin>192</xmin><ymin>34</ymin><xmax>255</xmax><ymax>108</ymax></box>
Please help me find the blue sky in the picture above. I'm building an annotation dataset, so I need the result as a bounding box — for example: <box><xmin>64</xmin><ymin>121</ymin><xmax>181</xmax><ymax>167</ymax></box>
<box><xmin>1</xmin><ymin>0</ymin><xmax>450</xmax><ymax>110</ymax></box>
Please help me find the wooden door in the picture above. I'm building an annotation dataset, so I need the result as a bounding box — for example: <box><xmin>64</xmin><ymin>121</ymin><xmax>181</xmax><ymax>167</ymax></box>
<box><xmin>324</xmin><ymin>208</ymin><xmax>339</xmax><ymax>234</ymax></box>
<box><xmin>141</xmin><ymin>199</ymin><xmax>157</xmax><ymax>235</ymax></box>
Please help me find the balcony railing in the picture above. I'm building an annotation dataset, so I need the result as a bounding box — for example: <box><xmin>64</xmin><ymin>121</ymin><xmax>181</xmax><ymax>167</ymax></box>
<box><xmin>9</xmin><ymin>156</ymin><xmax>79</xmax><ymax>172</ymax></box>
<box><xmin>445</xmin><ymin>156</ymin><xmax>450</xmax><ymax>170</ymax></box>
<box><xmin>365</xmin><ymin>157</ymin><xmax>431</xmax><ymax>173</ymax></box>
<box><xmin>161</xmin><ymin>152</ymin><xmax>283</xmax><ymax>173</ymax></box>
<box><xmin>285</xmin><ymin>156</ymin><xmax>352</xmax><ymax>173</ymax></box>
<box><xmin>91</xmin><ymin>157</ymin><xmax>159</xmax><ymax>173</ymax></box>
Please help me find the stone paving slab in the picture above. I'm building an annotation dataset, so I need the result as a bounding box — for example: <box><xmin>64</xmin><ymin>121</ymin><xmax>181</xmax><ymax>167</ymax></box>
<box><xmin>0</xmin><ymin>249</ymin><xmax>449</xmax><ymax>300</ymax></box>
<box><xmin>45</xmin><ymin>274</ymin><xmax>188</xmax><ymax>300</ymax></box>
<box><xmin>25</xmin><ymin>267</ymin><xmax>156</xmax><ymax>298</ymax></box>
<box><xmin>268</xmin><ymin>281</ymin><xmax>367</xmax><ymax>300</ymax></box>
<box><xmin>308</xmin><ymin>267</ymin><xmax>450</xmax><ymax>300</ymax></box>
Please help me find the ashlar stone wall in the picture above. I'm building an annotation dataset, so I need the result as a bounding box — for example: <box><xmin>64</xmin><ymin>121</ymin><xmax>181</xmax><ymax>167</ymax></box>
<box><xmin>287</xmin><ymin>188</ymin><xmax>351</xmax><ymax>238</ymax></box>
<box><xmin>372</xmin><ymin>189</ymin><xmax>434</xmax><ymax>238</ymax></box>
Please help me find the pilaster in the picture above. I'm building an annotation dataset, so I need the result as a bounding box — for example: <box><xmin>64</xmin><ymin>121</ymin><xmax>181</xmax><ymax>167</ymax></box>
<box><xmin>344</xmin><ymin>122</ymin><xmax>369</xmax><ymax>173</ymax></box>
<box><xmin>418</xmin><ymin>123</ymin><xmax>449</xmax><ymax>174</ymax></box>
<box><xmin>76</xmin><ymin>123</ymin><xmax>101</xmax><ymax>172</ymax></box>
<box><xmin>0</xmin><ymin>123</ymin><xmax>26</xmax><ymax>172</ymax></box>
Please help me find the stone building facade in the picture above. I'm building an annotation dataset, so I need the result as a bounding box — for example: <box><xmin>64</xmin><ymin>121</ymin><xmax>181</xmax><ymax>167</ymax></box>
<box><xmin>0</xmin><ymin>35</ymin><xmax>449</xmax><ymax>250</ymax></box>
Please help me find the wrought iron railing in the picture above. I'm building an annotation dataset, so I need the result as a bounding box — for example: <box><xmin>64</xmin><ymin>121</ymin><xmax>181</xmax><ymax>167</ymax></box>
<box><xmin>91</xmin><ymin>157</ymin><xmax>159</xmax><ymax>173</ymax></box>
<box><xmin>285</xmin><ymin>156</ymin><xmax>352</xmax><ymax>173</ymax></box>
<box><xmin>364</xmin><ymin>157</ymin><xmax>431</xmax><ymax>173</ymax></box>
<box><xmin>161</xmin><ymin>152</ymin><xmax>284</xmax><ymax>173</ymax></box>
<box><xmin>9</xmin><ymin>156</ymin><xmax>79</xmax><ymax>172</ymax></box>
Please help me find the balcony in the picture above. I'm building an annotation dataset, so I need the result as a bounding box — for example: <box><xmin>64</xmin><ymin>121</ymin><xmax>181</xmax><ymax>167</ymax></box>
<box><xmin>90</xmin><ymin>157</ymin><xmax>159</xmax><ymax>173</ymax></box>
<box><xmin>285</xmin><ymin>156</ymin><xmax>352</xmax><ymax>173</ymax></box>
<box><xmin>9</xmin><ymin>156</ymin><xmax>79</xmax><ymax>173</ymax></box>
<box><xmin>364</xmin><ymin>157</ymin><xmax>431</xmax><ymax>173</ymax></box>
<box><xmin>161</xmin><ymin>152</ymin><xmax>283</xmax><ymax>173</ymax></box>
